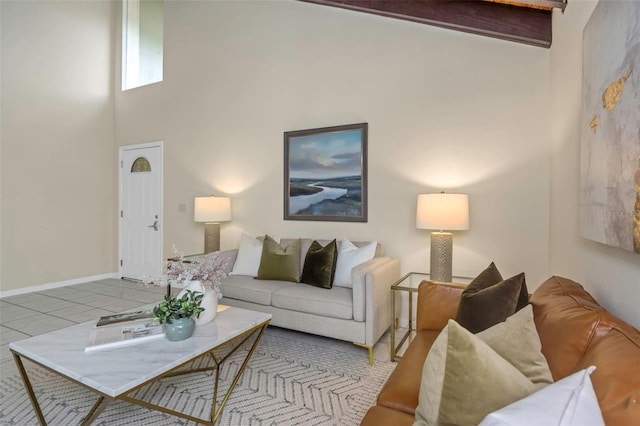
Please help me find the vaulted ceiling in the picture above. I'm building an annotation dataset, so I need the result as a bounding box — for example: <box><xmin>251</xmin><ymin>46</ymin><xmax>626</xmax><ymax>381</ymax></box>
<box><xmin>299</xmin><ymin>0</ymin><xmax>568</xmax><ymax>48</ymax></box>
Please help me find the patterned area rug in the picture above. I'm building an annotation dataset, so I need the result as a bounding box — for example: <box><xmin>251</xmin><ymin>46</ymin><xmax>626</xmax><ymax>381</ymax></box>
<box><xmin>0</xmin><ymin>328</ymin><xmax>395</xmax><ymax>425</ymax></box>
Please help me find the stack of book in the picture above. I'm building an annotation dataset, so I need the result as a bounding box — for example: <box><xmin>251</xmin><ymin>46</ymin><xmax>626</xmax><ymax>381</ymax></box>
<box><xmin>85</xmin><ymin>309</ymin><xmax>164</xmax><ymax>353</ymax></box>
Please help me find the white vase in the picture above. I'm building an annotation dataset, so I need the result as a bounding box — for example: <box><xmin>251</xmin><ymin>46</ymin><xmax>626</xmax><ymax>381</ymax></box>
<box><xmin>196</xmin><ymin>286</ymin><xmax>218</xmax><ymax>326</ymax></box>
<box><xmin>177</xmin><ymin>280</ymin><xmax>218</xmax><ymax>326</ymax></box>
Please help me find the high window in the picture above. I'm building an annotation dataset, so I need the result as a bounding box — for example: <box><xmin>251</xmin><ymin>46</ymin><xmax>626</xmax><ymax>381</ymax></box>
<box><xmin>122</xmin><ymin>0</ymin><xmax>163</xmax><ymax>90</ymax></box>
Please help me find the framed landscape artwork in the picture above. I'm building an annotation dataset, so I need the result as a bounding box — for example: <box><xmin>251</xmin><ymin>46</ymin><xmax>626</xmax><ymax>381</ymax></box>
<box><xmin>579</xmin><ymin>1</ymin><xmax>640</xmax><ymax>254</ymax></box>
<box><xmin>284</xmin><ymin>123</ymin><xmax>368</xmax><ymax>222</ymax></box>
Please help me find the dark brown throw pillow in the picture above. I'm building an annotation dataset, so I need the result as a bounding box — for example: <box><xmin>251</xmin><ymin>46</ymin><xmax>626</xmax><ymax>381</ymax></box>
<box><xmin>300</xmin><ymin>240</ymin><xmax>338</xmax><ymax>289</ymax></box>
<box><xmin>469</xmin><ymin>261</ymin><xmax>504</xmax><ymax>289</ymax></box>
<box><xmin>456</xmin><ymin>262</ymin><xmax>529</xmax><ymax>333</ymax></box>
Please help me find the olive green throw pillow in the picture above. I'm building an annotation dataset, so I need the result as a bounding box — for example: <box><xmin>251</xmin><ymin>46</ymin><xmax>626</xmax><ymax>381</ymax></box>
<box><xmin>456</xmin><ymin>262</ymin><xmax>529</xmax><ymax>333</ymax></box>
<box><xmin>255</xmin><ymin>235</ymin><xmax>301</xmax><ymax>282</ymax></box>
<box><xmin>414</xmin><ymin>320</ymin><xmax>537</xmax><ymax>426</ymax></box>
<box><xmin>477</xmin><ymin>305</ymin><xmax>553</xmax><ymax>385</ymax></box>
<box><xmin>300</xmin><ymin>240</ymin><xmax>338</xmax><ymax>289</ymax></box>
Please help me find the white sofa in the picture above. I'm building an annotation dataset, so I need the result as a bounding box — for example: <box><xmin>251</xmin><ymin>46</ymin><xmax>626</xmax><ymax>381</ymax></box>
<box><xmin>214</xmin><ymin>238</ymin><xmax>400</xmax><ymax>364</ymax></box>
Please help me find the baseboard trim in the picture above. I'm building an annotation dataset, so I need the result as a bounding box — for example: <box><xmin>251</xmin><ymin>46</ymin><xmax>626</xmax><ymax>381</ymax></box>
<box><xmin>0</xmin><ymin>273</ymin><xmax>120</xmax><ymax>298</ymax></box>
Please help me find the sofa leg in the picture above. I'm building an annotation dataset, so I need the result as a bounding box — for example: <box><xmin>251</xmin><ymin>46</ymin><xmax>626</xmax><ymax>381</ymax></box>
<box><xmin>353</xmin><ymin>342</ymin><xmax>374</xmax><ymax>366</ymax></box>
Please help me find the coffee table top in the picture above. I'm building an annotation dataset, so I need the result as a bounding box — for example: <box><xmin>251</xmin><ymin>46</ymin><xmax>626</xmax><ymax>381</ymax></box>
<box><xmin>10</xmin><ymin>305</ymin><xmax>271</xmax><ymax>398</ymax></box>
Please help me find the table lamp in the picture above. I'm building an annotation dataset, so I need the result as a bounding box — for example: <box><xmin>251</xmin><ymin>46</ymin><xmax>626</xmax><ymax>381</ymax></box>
<box><xmin>416</xmin><ymin>192</ymin><xmax>469</xmax><ymax>282</ymax></box>
<box><xmin>194</xmin><ymin>196</ymin><xmax>231</xmax><ymax>253</ymax></box>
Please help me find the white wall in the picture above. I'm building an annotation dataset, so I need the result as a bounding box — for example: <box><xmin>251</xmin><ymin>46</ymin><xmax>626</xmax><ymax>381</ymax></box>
<box><xmin>116</xmin><ymin>1</ymin><xmax>551</xmax><ymax>287</ymax></box>
<box><xmin>3</xmin><ymin>0</ymin><xmax>635</xmax><ymax>330</ymax></box>
<box><xmin>0</xmin><ymin>1</ymin><xmax>116</xmax><ymax>291</ymax></box>
<box><xmin>550</xmin><ymin>1</ymin><xmax>640</xmax><ymax>329</ymax></box>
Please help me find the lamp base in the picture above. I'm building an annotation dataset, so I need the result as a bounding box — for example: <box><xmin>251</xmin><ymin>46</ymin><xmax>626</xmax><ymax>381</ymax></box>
<box><xmin>204</xmin><ymin>223</ymin><xmax>220</xmax><ymax>253</ymax></box>
<box><xmin>430</xmin><ymin>232</ymin><xmax>452</xmax><ymax>282</ymax></box>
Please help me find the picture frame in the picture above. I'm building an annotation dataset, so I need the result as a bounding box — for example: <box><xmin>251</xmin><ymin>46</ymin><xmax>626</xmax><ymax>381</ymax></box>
<box><xmin>284</xmin><ymin>123</ymin><xmax>368</xmax><ymax>222</ymax></box>
<box><xmin>579</xmin><ymin>1</ymin><xmax>640</xmax><ymax>254</ymax></box>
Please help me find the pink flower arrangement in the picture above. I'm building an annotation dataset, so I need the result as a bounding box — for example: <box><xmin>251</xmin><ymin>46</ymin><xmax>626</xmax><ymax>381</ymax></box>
<box><xmin>153</xmin><ymin>245</ymin><xmax>230</xmax><ymax>300</ymax></box>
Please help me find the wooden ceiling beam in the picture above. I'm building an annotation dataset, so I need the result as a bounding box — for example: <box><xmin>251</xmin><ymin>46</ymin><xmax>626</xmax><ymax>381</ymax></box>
<box><xmin>298</xmin><ymin>0</ymin><xmax>553</xmax><ymax>48</ymax></box>
<box><xmin>485</xmin><ymin>0</ymin><xmax>567</xmax><ymax>12</ymax></box>
<box><xmin>517</xmin><ymin>1</ymin><xmax>566</xmax><ymax>11</ymax></box>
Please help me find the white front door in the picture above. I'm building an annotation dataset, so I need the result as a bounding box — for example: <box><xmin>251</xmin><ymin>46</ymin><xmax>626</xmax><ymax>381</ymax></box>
<box><xmin>119</xmin><ymin>143</ymin><xmax>163</xmax><ymax>281</ymax></box>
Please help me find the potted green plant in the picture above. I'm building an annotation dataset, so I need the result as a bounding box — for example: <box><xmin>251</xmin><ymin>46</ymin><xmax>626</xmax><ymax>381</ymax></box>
<box><xmin>144</xmin><ymin>246</ymin><xmax>230</xmax><ymax>326</ymax></box>
<box><xmin>153</xmin><ymin>290</ymin><xmax>204</xmax><ymax>342</ymax></box>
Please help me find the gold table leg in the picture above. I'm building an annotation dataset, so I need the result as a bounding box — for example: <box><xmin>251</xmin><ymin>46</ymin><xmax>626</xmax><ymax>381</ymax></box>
<box><xmin>390</xmin><ymin>288</ymin><xmax>396</xmax><ymax>361</ymax></box>
<box><xmin>119</xmin><ymin>321</ymin><xmax>270</xmax><ymax>425</ymax></box>
<box><xmin>81</xmin><ymin>396</ymin><xmax>113</xmax><ymax>426</ymax></box>
<box><xmin>12</xmin><ymin>351</ymin><xmax>47</xmax><ymax>426</ymax></box>
<box><xmin>13</xmin><ymin>350</ymin><xmax>116</xmax><ymax>426</ymax></box>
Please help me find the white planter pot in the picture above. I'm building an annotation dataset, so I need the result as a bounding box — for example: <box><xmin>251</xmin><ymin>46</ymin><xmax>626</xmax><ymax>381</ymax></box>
<box><xmin>177</xmin><ymin>280</ymin><xmax>218</xmax><ymax>326</ymax></box>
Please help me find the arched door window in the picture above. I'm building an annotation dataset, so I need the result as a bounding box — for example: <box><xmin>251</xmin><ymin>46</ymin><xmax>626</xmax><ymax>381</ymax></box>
<box><xmin>131</xmin><ymin>157</ymin><xmax>151</xmax><ymax>172</ymax></box>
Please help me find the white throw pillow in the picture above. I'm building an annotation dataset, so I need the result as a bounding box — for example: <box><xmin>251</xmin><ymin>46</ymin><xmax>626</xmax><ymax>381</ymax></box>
<box><xmin>229</xmin><ymin>234</ymin><xmax>279</xmax><ymax>277</ymax></box>
<box><xmin>332</xmin><ymin>239</ymin><xmax>377</xmax><ymax>288</ymax></box>
<box><xmin>479</xmin><ymin>366</ymin><xmax>604</xmax><ymax>426</ymax></box>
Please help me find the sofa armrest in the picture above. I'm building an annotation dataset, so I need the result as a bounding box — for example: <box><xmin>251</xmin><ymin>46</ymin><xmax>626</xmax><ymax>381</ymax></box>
<box><xmin>416</xmin><ymin>280</ymin><xmax>466</xmax><ymax>332</ymax></box>
<box><xmin>217</xmin><ymin>249</ymin><xmax>238</xmax><ymax>274</ymax></box>
<box><xmin>187</xmin><ymin>249</ymin><xmax>238</xmax><ymax>275</ymax></box>
<box><xmin>352</xmin><ymin>257</ymin><xmax>401</xmax><ymax>346</ymax></box>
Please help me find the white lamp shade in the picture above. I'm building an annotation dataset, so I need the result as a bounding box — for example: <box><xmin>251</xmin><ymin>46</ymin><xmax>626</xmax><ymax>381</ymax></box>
<box><xmin>416</xmin><ymin>193</ymin><xmax>469</xmax><ymax>231</ymax></box>
<box><xmin>194</xmin><ymin>196</ymin><xmax>231</xmax><ymax>223</ymax></box>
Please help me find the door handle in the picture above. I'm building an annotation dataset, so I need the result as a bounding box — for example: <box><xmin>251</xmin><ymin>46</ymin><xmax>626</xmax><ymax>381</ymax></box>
<box><xmin>148</xmin><ymin>220</ymin><xmax>159</xmax><ymax>231</ymax></box>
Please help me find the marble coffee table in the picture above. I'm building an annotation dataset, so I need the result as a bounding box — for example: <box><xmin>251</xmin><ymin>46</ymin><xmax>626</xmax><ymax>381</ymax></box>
<box><xmin>9</xmin><ymin>305</ymin><xmax>271</xmax><ymax>425</ymax></box>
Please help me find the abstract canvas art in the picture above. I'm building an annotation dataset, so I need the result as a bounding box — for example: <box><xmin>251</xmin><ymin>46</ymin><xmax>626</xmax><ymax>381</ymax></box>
<box><xmin>580</xmin><ymin>1</ymin><xmax>640</xmax><ymax>253</ymax></box>
<box><xmin>284</xmin><ymin>123</ymin><xmax>367</xmax><ymax>222</ymax></box>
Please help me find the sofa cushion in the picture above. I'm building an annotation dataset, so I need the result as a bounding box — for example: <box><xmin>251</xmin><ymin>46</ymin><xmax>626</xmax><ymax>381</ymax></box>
<box><xmin>532</xmin><ymin>275</ymin><xmax>600</xmax><ymax>305</ymax></box>
<box><xmin>456</xmin><ymin>269</ymin><xmax>529</xmax><ymax>333</ymax></box>
<box><xmin>530</xmin><ymin>276</ymin><xmax>636</xmax><ymax>381</ymax></box>
<box><xmin>272</xmin><ymin>285</ymin><xmax>353</xmax><ymax>320</ymax></box>
<box><xmin>377</xmin><ymin>330</ymin><xmax>440</xmax><ymax>414</ymax></box>
<box><xmin>219</xmin><ymin>275</ymin><xmax>296</xmax><ymax>306</ymax></box>
<box><xmin>479</xmin><ymin>367</ymin><xmax>604</xmax><ymax>426</ymax></box>
<box><xmin>256</xmin><ymin>236</ymin><xmax>301</xmax><ymax>282</ymax></box>
<box><xmin>360</xmin><ymin>405</ymin><xmax>414</xmax><ymax>426</ymax></box>
<box><xmin>414</xmin><ymin>320</ymin><xmax>536</xmax><ymax>426</ymax></box>
<box><xmin>575</xmin><ymin>327</ymin><xmax>640</xmax><ymax>425</ymax></box>
<box><xmin>300</xmin><ymin>239</ymin><xmax>338</xmax><ymax>289</ymax></box>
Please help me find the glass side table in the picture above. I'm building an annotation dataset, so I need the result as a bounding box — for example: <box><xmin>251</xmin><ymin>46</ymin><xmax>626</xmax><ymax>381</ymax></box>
<box><xmin>390</xmin><ymin>272</ymin><xmax>472</xmax><ymax>361</ymax></box>
<box><xmin>390</xmin><ymin>272</ymin><xmax>430</xmax><ymax>361</ymax></box>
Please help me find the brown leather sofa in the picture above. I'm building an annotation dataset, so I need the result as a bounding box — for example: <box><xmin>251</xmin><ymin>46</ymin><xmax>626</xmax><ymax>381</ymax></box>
<box><xmin>361</xmin><ymin>276</ymin><xmax>640</xmax><ymax>425</ymax></box>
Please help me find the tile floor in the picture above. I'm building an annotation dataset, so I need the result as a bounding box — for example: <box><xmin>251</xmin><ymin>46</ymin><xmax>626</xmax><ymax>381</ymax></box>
<box><xmin>0</xmin><ymin>279</ymin><xmax>167</xmax><ymax>361</ymax></box>
<box><xmin>0</xmin><ymin>279</ymin><xmax>394</xmax><ymax>363</ymax></box>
